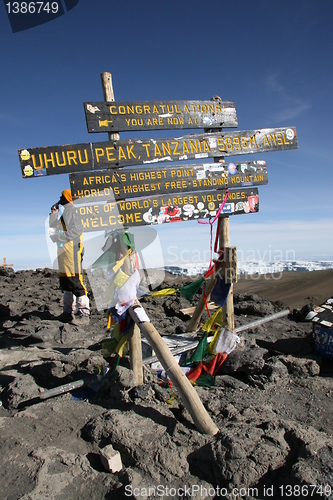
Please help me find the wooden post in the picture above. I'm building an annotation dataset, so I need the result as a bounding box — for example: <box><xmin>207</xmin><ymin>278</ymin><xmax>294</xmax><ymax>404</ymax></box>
<box><xmin>218</xmin><ymin>218</ymin><xmax>235</xmax><ymax>330</ymax></box>
<box><xmin>187</xmin><ymin>96</ymin><xmax>224</xmax><ymax>332</ymax></box>
<box><xmin>1</xmin><ymin>258</ymin><xmax>13</xmax><ymax>268</ymax></box>
<box><xmin>187</xmin><ymin>272</ymin><xmax>218</xmax><ymax>332</ymax></box>
<box><xmin>128</xmin><ymin>324</ymin><xmax>144</xmax><ymax>385</ymax></box>
<box><xmin>101</xmin><ymin>72</ymin><xmax>143</xmax><ymax>386</ymax></box>
<box><xmin>187</xmin><ymin>217</ymin><xmax>236</xmax><ymax>332</ymax></box>
<box><xmin>188</xmin><ymin>96</ymin><xmax>237</xmax><ymax>332</ymax></box>
<box><xmin>119</xmin><ymin>235</ymin><xmax>144</xmax><ymax>386</ymax></box>
<box><xmin>128</xmin><ymin>301</ymin><xmax>219</xmax><ymax>436</ymax></box>
<box><xmin>101</xmin><ymin>72</ymin><xmax>120</xmax><ymax>142</ymax></box>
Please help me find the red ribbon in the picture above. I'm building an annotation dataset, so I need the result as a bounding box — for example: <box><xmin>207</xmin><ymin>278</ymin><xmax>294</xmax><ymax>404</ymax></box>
<box><xmin>199</xmin><ymin>188</ymin><xmax>229</xmax><ymax>272</ymax></box>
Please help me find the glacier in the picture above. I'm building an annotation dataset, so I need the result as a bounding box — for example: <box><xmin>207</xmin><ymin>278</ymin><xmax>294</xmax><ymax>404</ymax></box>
<box><xmin>162</xmin><ymin>260</ymin><xmax>333</xmax><ymax>277</ymax></box>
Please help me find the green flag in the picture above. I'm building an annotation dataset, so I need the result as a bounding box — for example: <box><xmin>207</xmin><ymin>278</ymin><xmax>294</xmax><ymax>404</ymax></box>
<box><xmin>187</xmin><ymin>333</ymin><xmax>209</xmax><ymax>364</ymax></box>
<box><xmin>179</xmin><ymin>278</ymin><xmax>204</xmax><ymax>302</ymax></box>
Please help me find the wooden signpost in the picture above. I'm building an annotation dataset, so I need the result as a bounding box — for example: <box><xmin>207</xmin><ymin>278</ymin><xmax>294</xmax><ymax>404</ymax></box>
<box><xmin>18</xmin><ymin>126</ymin><xmax>297</xmax><ymax>178</ymax></box>
<box><xmin>84</xmin><ymin>99</ymin><xmax>238</xmax><ymax>132</ymax></box>
<box><xmin>18</xmin><ymin>70</ymin><xmax>298</xmax><ymax>436</ymax></box>
<box><xmin>69</xmin><ymin>160</ymin><xmax>267</xmax><ymax>203</ymax></box>
<box><xmin>75</xmin><ymin>187</ymin><xmax>259</xmax><ymax>233</ymax></box>
<box><xmin>0</xmin><ymin>258</ymin><xmax>13</xmax><ymax>269</ymax></box>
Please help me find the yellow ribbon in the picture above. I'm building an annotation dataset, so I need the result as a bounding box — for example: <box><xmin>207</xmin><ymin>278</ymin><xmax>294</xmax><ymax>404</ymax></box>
<box><xmin>202</xmin><ymin>307</ymin><xmax>223</xmax><ymax>333</ymax></box>
<box><xmin>113</xmin><ymin>248</ymin><xmax>132</xmax><ymax>273</ymax></box>
<box><xmin>150</xmin><ymin>287</ymin><xmax>179</xmax><ymax>297</ymax></box>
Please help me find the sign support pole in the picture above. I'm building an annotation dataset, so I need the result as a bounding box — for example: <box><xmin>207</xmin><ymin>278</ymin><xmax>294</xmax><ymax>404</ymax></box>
<box><xmin>188</xmin><ymin>101</ymin><xmax>235</xmax><ymax>332</ymax></box>
<box><xmin>219</xmin><ymin>218</ymin><xmax>235</xmax><ymax>330</ymax></box>
<box><xmin>187</xmin><ymin>216</ymin><xmax>236</xmax><ymax>332</ymax></box>
<box><xmin>101</xmin><ymin>72</ymin><xmax>143</xmax><ymax>386</ymax></box>
<box><xmin>187</xmin><ymin>218</ymin><xmax>235</xmax><ymax>331</ymax></box>
<box><xmin>100</xmin><ymin>72</ymin><xmax>120</xmax><ymax>142</ymax></box>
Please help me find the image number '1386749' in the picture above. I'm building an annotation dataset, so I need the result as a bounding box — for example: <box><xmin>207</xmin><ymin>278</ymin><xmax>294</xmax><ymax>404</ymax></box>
<box><xmin>4</xmin><ymin>1</ymin><xmax>81</xmax><ymax>33</ymax></box>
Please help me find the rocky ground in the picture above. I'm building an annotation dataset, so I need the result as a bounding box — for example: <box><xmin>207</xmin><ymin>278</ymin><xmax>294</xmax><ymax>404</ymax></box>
<box><xmin>0</xmin><ymin>266</ymin><xmax>332</xmax><ymax>500</ymax></box>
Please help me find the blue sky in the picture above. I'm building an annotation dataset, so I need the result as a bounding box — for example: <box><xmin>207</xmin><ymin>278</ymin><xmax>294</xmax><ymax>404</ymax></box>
<box><xmin>1</xmin><ymin>0</ymin><xmax>333</xmax><ymax>270</ymax></box>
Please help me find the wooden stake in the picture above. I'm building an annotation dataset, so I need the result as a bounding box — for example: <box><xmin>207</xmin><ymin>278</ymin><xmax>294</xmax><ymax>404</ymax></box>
<box><xmin>120</xmin><ymin>235</ymin><xmax>144</xmax><ymax>386</ymax></box>
<box><xmin>128</xmin><ymin>324</ymin><xmax>144</xmax><ymax>385</ymax></box>
<box><xmin>101</xmin><ymin>72</ymin><xmax>143</xmax><ymax>386</ymax></box>
<box><xmin>128</xmin><ymin>301</ymin><xmax>219</xmax><ymax>436</ymax></box>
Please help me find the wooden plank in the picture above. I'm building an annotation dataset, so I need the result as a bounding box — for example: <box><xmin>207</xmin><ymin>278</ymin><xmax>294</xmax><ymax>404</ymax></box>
<box><xmin>69</xmin><ymin>160</ymin><xmax>268</xmax><ymax>204</ymax></box>
<box><xmin>84</xmin><ymin>100</ymin><xmax>238</xmax><ymax>132</ymax></box>
<box><xmin>75</xmin><ymin>187</ymin><xmax>259</xmax><ymax>233</ymax></box>
<box><xmin>180</xmin><ymin>302</ymin><xmax>219</xmax><ymax>316</ymax></box>
<box><xmin>18</xmin><ymin>126</ymin><xmax>298</xmax><ymax>178</ymax></box>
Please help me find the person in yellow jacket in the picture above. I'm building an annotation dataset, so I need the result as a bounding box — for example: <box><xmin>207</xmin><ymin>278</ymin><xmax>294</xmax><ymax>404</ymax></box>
<box><xmin>49</xmin><ymin>189</ymin><xmax>90</xmax><ymax>326</ymax></box>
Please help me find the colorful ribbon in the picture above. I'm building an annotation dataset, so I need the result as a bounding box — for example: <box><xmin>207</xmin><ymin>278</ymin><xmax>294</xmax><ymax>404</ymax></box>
<box><xmin>198</xmin><ymin>188</ymin><xmax>229</xmax><ymax>271</ymax></box>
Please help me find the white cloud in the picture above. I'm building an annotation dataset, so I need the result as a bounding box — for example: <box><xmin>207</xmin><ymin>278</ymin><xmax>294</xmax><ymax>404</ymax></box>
<box><xmin>264</xmin><ymin>72</ymin><xmax>310</xmax><ymax>122</ymax></box>
<box><xmin>274</xmin><ymin>101</ymin><xmax>311</xmax><ymax>122</ymax></box>
<box><xmin>265</xmin><ymin>73</ymin><xmax>285</xmax><ymax>94</ymax></box>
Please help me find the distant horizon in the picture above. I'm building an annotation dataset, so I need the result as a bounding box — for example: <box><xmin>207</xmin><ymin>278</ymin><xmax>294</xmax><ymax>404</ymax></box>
<box><xmin>7</xmin><ymin>256</ymin><xmax>333</xmax><ymax>274</ymax></box>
